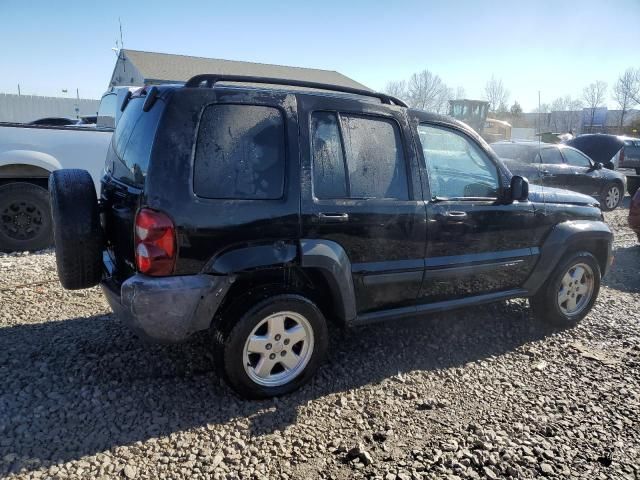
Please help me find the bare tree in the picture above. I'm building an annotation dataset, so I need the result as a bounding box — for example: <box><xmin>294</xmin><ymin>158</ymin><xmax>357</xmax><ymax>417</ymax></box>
<box><xmin>406</xmin><ymin>70</ymin><xmax>450</xmax><ymax>113</ymax></box>
<box><xmin>629</xmin><ymin>68</ymin><xmax>640</xmax><ymax>105</ymax></box>
<box><xmin>384</xmin><ymin>80</ymin><xmax>408</xmax><ymax>102</ymax></box>
<box><xmin>613</xmin><ymin>69</ymin><xmax>639</xmax><ymax>128</ymax></box>
<box><xmin>484</xmin><ymin>75</ymin><xmax>509</xmax><ymax>112</ymax></box>
<box><xmin>455</xmin><ymin>86</ymin><xmax>466</xmax><ymax>100</ymax></box>
<box><xmin>582</xmin><ymin>81</ymin><xmax>607</xmax><ymax>133</ymax></box>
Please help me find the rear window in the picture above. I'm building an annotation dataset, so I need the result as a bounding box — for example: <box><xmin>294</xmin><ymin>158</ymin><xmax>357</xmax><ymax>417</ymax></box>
<box><xmin>111</xmin><ymin>96</ymin><xmax>165</xmax><ymax>186</ymax></box>
<box><xmin>194</xmin><ymin>104</ymin><xmax>285</xmax><ymax>200</ymax></box>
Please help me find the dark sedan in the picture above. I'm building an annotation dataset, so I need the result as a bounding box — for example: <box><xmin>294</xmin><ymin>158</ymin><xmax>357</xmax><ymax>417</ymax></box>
<box><xmin>492</xmin><ymin>141</ymin><xmax>626</xmax><ymax>210</ymax></box>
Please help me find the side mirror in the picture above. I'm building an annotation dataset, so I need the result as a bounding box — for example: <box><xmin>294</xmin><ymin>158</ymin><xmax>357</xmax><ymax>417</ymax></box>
<box><xmin>595</xmin><ymin>162</ymin><xmax>603</xmax><ymax>170</ymax></box>
<box><xmin>510</xmin><ymin>175</ymin><xmax>529</xmax><ymax>202</ymax></box>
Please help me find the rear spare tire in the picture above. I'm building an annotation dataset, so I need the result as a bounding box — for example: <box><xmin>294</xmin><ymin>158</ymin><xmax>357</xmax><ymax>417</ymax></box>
<box><xmin>49</xmin><ymin>169</ymin><xmax>102</xmax><ymax>290</ymax></box>
<box><xmin>0</xmin><ymin>182</ymin><xmax>53</xmax><ymax>252</ymax></box>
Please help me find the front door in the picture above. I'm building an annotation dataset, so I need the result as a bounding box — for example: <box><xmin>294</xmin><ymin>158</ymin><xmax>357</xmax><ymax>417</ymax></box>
<box><xmin>414</xmin><ymin>122</ymin><xmax>540</xmax><ymax>302</ymax></box>
<box><xmin>561</xmin><ymin>147</ymin><xmax>602</xmax><ymax>197</ymax></box>
<box><xmin>299</xmin><ymin>95</ymin><xmax>426</xmax><ymax>314</ymax></box>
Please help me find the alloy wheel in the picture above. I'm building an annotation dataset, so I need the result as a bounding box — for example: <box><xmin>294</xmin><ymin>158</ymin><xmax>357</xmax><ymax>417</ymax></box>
<box><xmin>242</xmin><ymin>311</ymin><xmax>315</xmax><ymax>387</ymax></box>
<box><xmin>605</xmin><ymin>185</ymin><xmax>620</xmax><ymax>210</ymax></box>
<box><xmin>557</xmin><ymin>262</ymin><xmax>595</xmax><ymax>316</ymax></box>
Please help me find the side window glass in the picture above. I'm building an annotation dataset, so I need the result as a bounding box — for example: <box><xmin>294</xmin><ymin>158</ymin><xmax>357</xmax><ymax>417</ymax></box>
<box><xmin>311</xmin><ymin>112</ymin><xmax>347</xmax><ymax>198</ymax></box>
<box><xmin>194</xmin><ymin>105</ymin><xmax>285</xmax><ymax>199</ymax></box>
<box><xmin>539</xmin><ymin>148</ymin><xmax>564</xmax><ymax>165</ymax></box>
<box><xmin>417</xmin><ymin>124</ymin><xmax>499</xmax><ymax>198</ymax></box>
<box><xmin>97</xmin><ymin>94</ymin><xmax>117</xmax><ymax>129</ymax></box>
<box><xmin>340</xmin><ymin>115</ymin><xmax>408</xmax><ymax>200</ymax></box>
<box><xmin>563</xmin><ymin>148</ymin><xmax>591</xmax><ymax>167</ymax></box>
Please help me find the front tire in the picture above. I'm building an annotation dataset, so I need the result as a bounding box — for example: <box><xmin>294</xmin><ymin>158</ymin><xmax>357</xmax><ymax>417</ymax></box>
<box><xmin>530</xmin><ymin>251</ymin><xmax>601</xmax><ymax>327</ymax></box>
<box><xmin>0</xmin><ymin>182</ymin><xmax>53</xmax><ymax>252</ymax></box>
<box><xmin>214</xmin><ymin>294</ymin><xmax>329</xmax><ymax>399</ymax></box>
<box><xmin>601</xmin><ymin>182</ymin><xmax>622</xmax><ymax>211</ymax></box>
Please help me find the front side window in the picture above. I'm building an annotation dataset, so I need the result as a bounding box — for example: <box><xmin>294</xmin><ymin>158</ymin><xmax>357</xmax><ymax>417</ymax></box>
<box><xmin>194</xmin><ymin>104</ymin><xmax>285</xmax><ymax>200</ymax></box>
<box><xmin>310</xmin><ymin>113</ymin><xmax>409</xmax><ymax>200</ymax></box>
<box><xmin>418</xmin><ymin>124</ymin><xmax>499</xmax><ymax>199</ymax></box>
<box><xmin>562</xmin><ymin>148</ymin><xmax>592</xmax><ymax>167</ymax></box>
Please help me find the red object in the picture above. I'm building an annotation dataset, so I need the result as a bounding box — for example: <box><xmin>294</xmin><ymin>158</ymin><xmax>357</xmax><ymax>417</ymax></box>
<box><xmin>134</xmin><ymin>208</ymin><xmax>176</xmax><ymax>275</ymax></box>
<box><xmin>629</xmin><ymin>189</ymin><xmax>640</xmax><ymax>242</ymax></box>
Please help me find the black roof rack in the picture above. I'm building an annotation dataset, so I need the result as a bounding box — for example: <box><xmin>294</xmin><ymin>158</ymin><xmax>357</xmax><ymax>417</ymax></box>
<box><xmin>185</xmin><ymin>74</ymin><xmax>408</xmax><ymax>108</ymax></box>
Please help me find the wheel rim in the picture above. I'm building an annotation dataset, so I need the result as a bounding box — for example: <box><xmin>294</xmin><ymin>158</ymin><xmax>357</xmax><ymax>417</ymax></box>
<box><xmin>557</xmin><ymin>262</ymin><xmax>595</xmax><ymax>316</ymax></box>
<box><xmin>605</xmin><ymin>186</ymin><xmax>620</xmax><ymax>209</ymax></box>
<box><xmin>242</xmin><ymin>311</ymin><xmax>314</xmax><ymax>387</ymax></box>
<box><xmin>1</xmin><ymin>199</ymin><xmax>44</xmax><ymax>241</ymax></box>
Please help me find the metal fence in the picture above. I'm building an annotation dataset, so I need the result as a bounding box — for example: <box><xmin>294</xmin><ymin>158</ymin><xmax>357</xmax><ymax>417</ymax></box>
<box><xmin>0</xmin><ymin>94</ymin><xmax>100</xmax><ymax>123</ymax></box>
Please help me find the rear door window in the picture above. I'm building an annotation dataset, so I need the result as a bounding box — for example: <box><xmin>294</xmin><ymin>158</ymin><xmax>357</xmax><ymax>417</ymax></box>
<box><xmin>310</xmin><ymin>113</ymin><xmax>409</xmax><ymax>200</ymax></box>
<box><xmin>340</xmin><ymin>115</ymin><xmax>408</xmax><ymax>200</ymax></box>
<box><xmin>111</xmin><ymin>96</ymin><xmax>165</xmax><ymax>186</ymax></box>
<box><xmin>194</xmin><ymin>104</ymin><xmax>285</xmax><ymax>200</ymax></box>
<box><xmin>538</xmin><ymin>147</ymin><xmax>564</xmax><ymax>165</ymax></box>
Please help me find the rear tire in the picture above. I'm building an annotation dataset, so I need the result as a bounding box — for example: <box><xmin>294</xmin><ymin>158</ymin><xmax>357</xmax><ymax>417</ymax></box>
<box><xmin>530</xmin><ymin>251</ymin><xmax>601</xmax><ymax>328</ymax></box>
<box><xmin>0</xmin><ymin>182</ymin><xmax>53</xmax><ymax>252</ymax></box>
<box><xmin>600</xmin><ymin>182</ymin><xmax>622</xmax><ymax>211</ymax></box>
<box><xmin>213</xmin><ymin>294</ymin><xmax>329</xmax><ymax>399</ymax></box>
<box><xmin>49</xmin><ymin>169</ymin><xmax>103</xmax><ymax>290</ymax></box>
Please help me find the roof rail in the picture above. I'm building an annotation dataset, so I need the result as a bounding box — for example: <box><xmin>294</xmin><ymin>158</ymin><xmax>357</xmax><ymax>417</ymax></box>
<box><xmin>185</xmin><ymin>74</ymin><xmax>408</xmax><ymax>108</ymax></box>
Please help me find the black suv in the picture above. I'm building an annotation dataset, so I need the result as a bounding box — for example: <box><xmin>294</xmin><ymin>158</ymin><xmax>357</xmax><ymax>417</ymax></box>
<box><xmin>50</xmin><ymin>75</ymin><xmax>613</xmax><ymax>399</ymax></box>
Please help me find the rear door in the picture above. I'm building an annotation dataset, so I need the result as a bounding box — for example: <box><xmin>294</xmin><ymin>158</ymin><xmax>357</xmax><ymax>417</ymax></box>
<box><xmin>415</xmin><ymin>122</ymin><xmax>539</xmax><ymax>302</ymax></box>
<box><xmin>299</xmin><ymin>95</ymin><xmax>426</xmax><ymax>314</ymax></box>
<box><xmin>537</xmin><ymin>146</ymin><xmax>569</xmax><ymax>189</ymax></box>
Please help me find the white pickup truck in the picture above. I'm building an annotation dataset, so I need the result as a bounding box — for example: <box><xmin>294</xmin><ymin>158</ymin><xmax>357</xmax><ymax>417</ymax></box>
<box><xmin>0</xmin><ymin>87</ymin><xmax>133</xmax><ymax>251</ymax></box>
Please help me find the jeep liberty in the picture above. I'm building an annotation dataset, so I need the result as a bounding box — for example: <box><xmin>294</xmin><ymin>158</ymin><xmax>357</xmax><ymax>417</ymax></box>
<box><xmin>49</xmin><ymin>76</ymin><xmax>613</xmax><ymax>398</ymax></box>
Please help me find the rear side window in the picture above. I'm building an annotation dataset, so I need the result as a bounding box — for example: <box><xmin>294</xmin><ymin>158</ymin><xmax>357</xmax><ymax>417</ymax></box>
<box><xmin>310</xmin><ymin>113</ymin><xmax>409</xmax><ymax>200</ymax></box>
<box><xmin>311</xmin><ymin>112</ymin><xmax>347</xmax><ymax>198</ymax></box>
<box><xmin>194</xmin><ymin>105</ymin><xmax>285</xmax><ymax>199</ymax></box>
<box><xmin>491</xmin><ymin>144</ymin><xmax>535</xmax><ymax>163</ymax></box>
<box><xmin>97</xmin><ymin>93</ymin><xmax>117</xmax><ymax>129</ymax></box>
<box><xmin>111</xmin><ymin>96</ymin><xmax>165</xmax><ymax>186</ymax></box>
<box><xmin>341</xmin><ymin>115</ymin><xmax>408</xmax><ymax>200</ymax></box>
<box><xmin>538</xmin><ymin>147</ymin><xmax>564</xmax><ymax>165</ymax></box>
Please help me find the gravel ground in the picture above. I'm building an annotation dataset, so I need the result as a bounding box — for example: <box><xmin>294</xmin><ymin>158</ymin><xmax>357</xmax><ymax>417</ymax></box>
<box><xmin>1</xmin><ymin>201</ymin><xmax>639</xmax><ymax>480</ymax></box>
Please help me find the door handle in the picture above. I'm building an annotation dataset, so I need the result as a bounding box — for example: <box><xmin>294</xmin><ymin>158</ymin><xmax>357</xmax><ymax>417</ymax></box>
<box><xmin>318</xmin><ymin>213</ymin><xmax>349</xmax><ymax>223</ymax></box>
<box><xmin>540</xmin><ymin>170</ymin><xmax>551</xmax><ymax>176</ymax></box>
<box><xmin>445</xmin><ymin>211</ymin><xmax>467</xmax><ymax>217</ymax></box>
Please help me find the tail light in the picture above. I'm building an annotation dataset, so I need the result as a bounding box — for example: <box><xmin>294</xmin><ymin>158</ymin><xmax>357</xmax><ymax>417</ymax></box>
<box><xmin>619</xmin><ymin>148</ymin><xmax>625</xmax><ymax>166</ymax></box>
<box><xmin>134</xmin><ymin>208</ymin><xmax>176</xmax><ymax>276</ymax></box>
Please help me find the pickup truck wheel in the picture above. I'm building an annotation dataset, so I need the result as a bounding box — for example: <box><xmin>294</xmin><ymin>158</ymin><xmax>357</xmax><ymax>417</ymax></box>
<box><xmin>49</xmin><ymin>169</ymin><xmax>103</xmax><ymax>290</ymax></box>
<box><xmin>601</xmin><ymin>182</ymin><xmax>622</xmax><ymax>211</ymax></box>
<box><xmin>213</xmin><ymin>294</ymin><xmax>328</xmax><ymax>399</ymax></box>
<box><xmin>0</xmin><ymin>182</ymin><xmax>52</xmax><ymax>252</ymax></box>
<box><xmin>530</xmin><ymin>251</ymin><xmax>601</xmax><ymax>328</ymax></box>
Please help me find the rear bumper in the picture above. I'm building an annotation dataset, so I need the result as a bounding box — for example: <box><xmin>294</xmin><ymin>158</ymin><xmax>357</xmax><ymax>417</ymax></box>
<box><xmin>102</xmin><ymin>273</ymin><xmax>232</xmax><ymax>343</ymax></box>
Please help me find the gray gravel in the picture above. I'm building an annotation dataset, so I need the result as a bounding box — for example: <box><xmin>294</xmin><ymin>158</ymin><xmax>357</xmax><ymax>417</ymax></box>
<box><xmin>1</xmin><ymin>201</ymin><xmax>639</xmax><ymax>479</ymax></box>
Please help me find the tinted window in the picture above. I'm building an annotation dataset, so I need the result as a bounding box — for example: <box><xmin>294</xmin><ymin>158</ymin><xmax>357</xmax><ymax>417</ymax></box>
<box><xmin>194</xmin><ymin>105</ymin><xmax>285</xmax><ymax>200</ymax></box>
<box><xmin>562</xmin><ymin>148</ymin><xmax>591</xmax><ymax>167</ymax></box>
<box><xmin>418</xmin><ymin>125</ymin><xmax>499</xmax><ymax>198</ymax></box>
<box><xmin>311</xmin><ymin>112</ymin><xmax>347</xmax><ymax>198</ymax></box>
<box><xmin>340</xmin><ymin>115</ymin><xmax>408</xmax><ymax>200</ymax></box>
<box><xmin>491</xmin><ymin>143</ymin><xmax>536</xmax><ymax>163</ymax></box>
<box><xmin>538</xmin><ymin>147</ymin><xmax>564</xmax><ymax>165</ymax></box>
<box><xmin>97</xmin><ymin>93</ymin><xmax>117</xmax><ymax>129</ymax></box>
<box><xmin>111</xmin><ymin>97</ymin><xmax>165</xmax><ymax>186</ymax></box>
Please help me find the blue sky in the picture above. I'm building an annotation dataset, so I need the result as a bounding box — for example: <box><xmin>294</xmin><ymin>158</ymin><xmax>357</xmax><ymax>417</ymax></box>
<box><xmin>1</xmin><ymin>0</ymin><xmax>638</xmax><ymax>111</ymax></box>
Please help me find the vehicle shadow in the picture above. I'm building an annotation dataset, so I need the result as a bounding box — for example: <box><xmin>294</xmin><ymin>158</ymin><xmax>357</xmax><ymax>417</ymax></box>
<box><xmin>602</xmin><ymin>244</ymin><xmax>640</xmax><ymax>293</ymax></box>
<box><xmin>0</xmin><ymin>300</ymin><xmax>552</xmax><ymax>475</ymax></box>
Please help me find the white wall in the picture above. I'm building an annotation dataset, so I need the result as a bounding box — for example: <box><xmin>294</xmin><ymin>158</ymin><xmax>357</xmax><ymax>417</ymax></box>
<box><xmin>0</xmin><ymin>94</ymin><xmax>100</xmax><ymax>123</ymax></box>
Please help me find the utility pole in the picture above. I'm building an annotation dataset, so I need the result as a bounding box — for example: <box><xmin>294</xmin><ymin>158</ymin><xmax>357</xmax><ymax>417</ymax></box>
<box><xmin>17</xmin><ymin>84</ymin><xmax>21</xmax><ymax>96</ymax></box>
